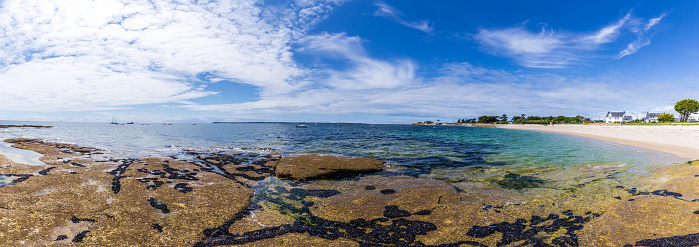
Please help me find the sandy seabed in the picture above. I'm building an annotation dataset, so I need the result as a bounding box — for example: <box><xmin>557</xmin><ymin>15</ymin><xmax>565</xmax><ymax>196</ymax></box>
<box><xmin>497</xmin><ymin>124</ymin><xmax>699</xmax><ymax>160</ymax></box>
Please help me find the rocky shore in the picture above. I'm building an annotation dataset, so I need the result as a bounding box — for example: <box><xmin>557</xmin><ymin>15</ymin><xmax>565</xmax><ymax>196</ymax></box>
<box><xmin>1</xmin><ymin>137</ymin><xmax>699</xmax><ymax>246</ymax></box>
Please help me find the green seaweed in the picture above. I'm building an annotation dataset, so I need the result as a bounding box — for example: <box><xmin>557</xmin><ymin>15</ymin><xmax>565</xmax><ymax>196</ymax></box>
<box><xmin>497</xmin><ymin>172</ymin><xmax>545</xmax><ymax>190</ymax></box>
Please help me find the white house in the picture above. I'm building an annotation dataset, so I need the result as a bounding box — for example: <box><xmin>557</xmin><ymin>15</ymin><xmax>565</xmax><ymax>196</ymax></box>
<box><xmin>605</xmin><ymin>111</ymin><xmax>632</xmax><ymax>123</ymax></box>
<box><xmin>644</xmin><ymin>112</ymin><xmax>663</xmax><ymax>122</ymax></box>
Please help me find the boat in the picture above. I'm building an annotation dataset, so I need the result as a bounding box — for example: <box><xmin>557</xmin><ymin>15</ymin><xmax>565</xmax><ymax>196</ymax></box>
<box><xmin>110</xmin><ymin>117</ymin><xmax>118</xmax><ymax>125</ymax></box>
<box><xmin>296</xmin><ymin>124</ymin><xmax>309</xmax><ymax>128</ymax></box>
<box><xmin>126</xmin><ymin>122</ymin><xmax>134</xmax><ymax>124</ymax></box>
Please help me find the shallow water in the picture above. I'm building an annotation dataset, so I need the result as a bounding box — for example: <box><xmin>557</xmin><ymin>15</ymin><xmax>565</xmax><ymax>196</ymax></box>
<box><xmin>0</xmin><ymin>123</ymin><xmax>694</xmax><ymax>245</ymax></box>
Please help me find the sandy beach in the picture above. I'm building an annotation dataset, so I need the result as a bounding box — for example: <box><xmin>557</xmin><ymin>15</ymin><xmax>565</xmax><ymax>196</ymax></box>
<box><xmin>497</xmin><ymin>124</ymin><xmax>699</xmax><ymax>160</ymax></box>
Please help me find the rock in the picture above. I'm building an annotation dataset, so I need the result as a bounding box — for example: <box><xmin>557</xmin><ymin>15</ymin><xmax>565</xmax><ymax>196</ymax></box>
<box><xmin>275</xmin><ymin>155</ymin><xmax>384</xmax><ymax>181</ymax></box>
<box><xmin>0</xmin><ymin>139</ymin><xmax>258</xmax><ymax>246</ymax></box>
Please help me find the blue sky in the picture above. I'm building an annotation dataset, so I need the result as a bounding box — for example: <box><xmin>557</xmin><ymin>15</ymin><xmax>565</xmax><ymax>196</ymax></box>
<box><xmin>0</xmin><ymin>0</ymin><xmax>697</xmax><ymax>123</ymax></box>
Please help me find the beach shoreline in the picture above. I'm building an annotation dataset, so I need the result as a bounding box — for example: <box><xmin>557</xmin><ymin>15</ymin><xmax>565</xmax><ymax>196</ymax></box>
<box><xmin>496</xmin><ymin>124</ymin><xmax>699</xmax><ymax>160</ymax></box>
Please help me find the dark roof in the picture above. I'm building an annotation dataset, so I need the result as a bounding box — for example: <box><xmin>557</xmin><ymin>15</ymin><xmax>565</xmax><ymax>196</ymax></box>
<box><xmin>606</xmin><ymin>111</ymin><xmax>625</xmax><ymax>117</ymax></box>
<box><xmin>646</xmin><ymin>113</ymin><xmax>662</xmax><ymax>118</ymax></box>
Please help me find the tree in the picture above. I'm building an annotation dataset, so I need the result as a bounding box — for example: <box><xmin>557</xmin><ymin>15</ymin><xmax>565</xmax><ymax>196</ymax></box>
<box><xmin>500</xmin><ymin>114</ymin><xmax>508</xmax><ymax>122</ymax></box>
<box><xmin>658</xmin><ymin>113</ymin><xmax>675</xmax><ymax>123</ymax></box>
<box><xmin>478</xmin><ymin>115</ymin><xmax>498</xmax><ymax>123</ymax></box>
<box><xmin>675</xmin><ymin>99</ymin><xmax>699</xmax><ymax>122</ymax></box>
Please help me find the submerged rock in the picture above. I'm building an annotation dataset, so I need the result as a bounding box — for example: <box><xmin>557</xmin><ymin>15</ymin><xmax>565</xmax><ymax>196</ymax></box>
<box><xmin>275</xmin><ymin>155</ymin><xmax>385</xmax><ymax>181</ymax></box>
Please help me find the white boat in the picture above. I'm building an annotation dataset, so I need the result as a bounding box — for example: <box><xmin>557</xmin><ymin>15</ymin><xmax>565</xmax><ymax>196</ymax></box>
<box><xmin>296</xmin><ymin>124</ymin><xmax>309</xmax><ymax>128</ymax></box>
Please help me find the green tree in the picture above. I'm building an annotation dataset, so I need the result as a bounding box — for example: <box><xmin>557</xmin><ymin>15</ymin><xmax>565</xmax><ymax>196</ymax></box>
<box><xmin>658</xmin><ymin>113</ymin><xmax>675</xmax><ymax>123</ymax></box>
<box><xmin>675</xmin><ymin>99</ymin><xmax>699</xmax><ymax>122</ymax></box>
<box><xmin>500</xmin><ymin>114</ymin><xmax>508</xmax><ymax>122</ymax></box>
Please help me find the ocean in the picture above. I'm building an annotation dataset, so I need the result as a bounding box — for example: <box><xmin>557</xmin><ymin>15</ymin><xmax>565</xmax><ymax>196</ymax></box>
<box><xmin>0</xmin><ymin>121</ymin><xmax>684</xmax><ymax>180</ymax></box>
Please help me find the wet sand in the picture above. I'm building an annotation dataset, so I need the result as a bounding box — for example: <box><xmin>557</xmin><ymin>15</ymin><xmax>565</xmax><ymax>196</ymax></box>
<box><xmin>497</xmin><ymin>124</ymin><xmax>699</xmax><ymax>160</ymax></box>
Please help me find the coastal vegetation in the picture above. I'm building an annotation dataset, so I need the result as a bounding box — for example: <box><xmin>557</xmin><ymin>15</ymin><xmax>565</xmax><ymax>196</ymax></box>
<box><xmin>674</xmin><ymin>99</ymin><xmax>699</xmax><ymax>122</ymax></box>
<box><xmin>421</xmin><ymin>98</ymin><xmax>699</xmax><ymax>125</ymax></box>
<box><xmin>658</xmin><ymin>113</ymin><xmax>675</xmax><ymax>122</ymax></box>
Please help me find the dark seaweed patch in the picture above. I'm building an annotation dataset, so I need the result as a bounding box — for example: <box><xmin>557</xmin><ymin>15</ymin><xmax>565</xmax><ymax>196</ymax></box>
<box><xmin>383</xmin><ymin>205</ymin><xmax>411</xmax><ymax>218</ymax></box>
<box><xmin>38</xmin><ymin>167</ymin><xmax>55</xmax><ymax>175</ymax></box>
<box><xmin>497</xmin><ymin>172</ymin><xmax>545</xmax><ymax>190</ymax></box>
<box><xmin>466</xmin><ymin>211</ymin><xmax>593</xmax><ymax>246</ymax></box>
<box><xmin>635</xmin><ymin>232</ymin><xmax>699</xmax><ymax>246</ymax></box>
<box><xmin>153</xmin><ymin>223</ymin><xmax>163</xmax><ymax>233</ymax></box>
<box><xmin>174</xmin><ymin>183</ymin><xmax>193</xmax><ymax>193</ymax></box>
<box><xmin>380</xmin><ymin>189</ymin><xmax>395</xmax><ymax>195</ymax></box>
<box><xmin>107</xmin><ymin>159</ymin><xmax>135</xmax><ymax>194</ymax></box>
<box><xmin>148</xmin><ymin>198</ymin><xmax>170</xmax><ymax>214</ymax></box>
<box><xmin>72</xmin><ymin>230</ymin><xmax>90</xmax><ymax>243</ymax></box>
<box><xmin>306</xmin><ymin>189</ymin><xmax>340</xmax><ymax>198</ymax></box>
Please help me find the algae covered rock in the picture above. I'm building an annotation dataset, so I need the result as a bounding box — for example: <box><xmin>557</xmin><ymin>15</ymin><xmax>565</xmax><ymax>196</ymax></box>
<box><xmin>275</xmin><ymin>155</ymin><xmax>385</xmax><ymax>181</ymax></box>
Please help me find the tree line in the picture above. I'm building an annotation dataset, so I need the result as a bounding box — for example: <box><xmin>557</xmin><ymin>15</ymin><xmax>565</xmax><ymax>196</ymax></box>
<box><xmin>436</xmin><ymin>99</ymin><xmax>699</xmax><ymax>125</ymax></box>
<box><xmin>455</xmin><ymin>114</ymin><xmax>585</xmax><ymax>124</ymax></box>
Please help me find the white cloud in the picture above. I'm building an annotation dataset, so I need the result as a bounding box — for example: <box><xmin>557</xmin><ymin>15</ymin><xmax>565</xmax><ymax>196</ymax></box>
<box><xmin>475</xmin><ymin>25</ymin><xmax>573</xmax><ymax>68</ymax></box>
<box><xmin>582</xmin><ymin>13</ymin><xmax>630</xmax><ymax>45</ymax></box>
<box><xmin>301</xmin><ymin>32</ymin><xmax>418</xmax><ymax>89</ymax></box>
<box><xmin>475</xmin><ymin>12</ymin><xmax>667</xmax><ymax>68</ymax></box>
<box><xmin>0</xmin><ymin>0</ymin><xmax>341</xmax><ymax>111</ymax></box>
<box><xmin>617</xmin><ymin>12</ymin><xmax>667</xmax><ymax>59</ymax></box>
<box><xmin>373</xmin><ymin>1</ymin><xmax>432</xmax><ymax>33</ymax></box>
<box><xmin>183</xmin><ymin>60</ymin><xmax>699</xmax><ymax>120</ymax></box>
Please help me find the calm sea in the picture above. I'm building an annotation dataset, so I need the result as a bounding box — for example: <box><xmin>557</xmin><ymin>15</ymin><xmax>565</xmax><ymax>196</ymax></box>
<box><xmin>0</xmin><ymin>121</ymin><xmax>684</xmax><ymax>171</ymax></box>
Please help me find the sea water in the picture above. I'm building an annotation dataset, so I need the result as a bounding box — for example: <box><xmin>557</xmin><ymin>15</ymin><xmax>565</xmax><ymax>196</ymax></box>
<box><xmin>0</xmin><ymin>121</ymin><xmax>689</xmax><ymax>244</ymax></box>
<box><xmin>0</xmin><ymin>121</ymin><xmax>684</xmax><ymax>169</ymax></box>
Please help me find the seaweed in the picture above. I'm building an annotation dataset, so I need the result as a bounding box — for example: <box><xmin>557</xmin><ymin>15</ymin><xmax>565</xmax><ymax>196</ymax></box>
<box><xmin>496</xmin><ymin>172</ymin><xmax>545</xmax><ymax>190</ymax></box>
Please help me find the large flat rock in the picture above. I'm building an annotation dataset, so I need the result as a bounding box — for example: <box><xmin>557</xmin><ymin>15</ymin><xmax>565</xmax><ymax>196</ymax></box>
<box><xmin>274</xmin><ymin>155</ymin><xmax>385</xmax><ymax>181</ymax></box>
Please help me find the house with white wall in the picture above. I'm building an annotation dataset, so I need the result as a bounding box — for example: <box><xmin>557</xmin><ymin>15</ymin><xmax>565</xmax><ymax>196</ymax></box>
<box><xmin>605</xmin><ymin>111</ymin><xmax>632</xmax><ymax>123</ymax></box>
<box><xmin>644</xmin><ymin>112</ymin><xmax>663</xmax><ymax>122</ymax></box>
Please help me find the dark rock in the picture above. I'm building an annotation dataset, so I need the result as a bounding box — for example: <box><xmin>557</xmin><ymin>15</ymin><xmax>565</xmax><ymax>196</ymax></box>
<box><xmin>55</xmin><ymin>235</ymin><xmax>68</xmax><ymax>241</ymax></box>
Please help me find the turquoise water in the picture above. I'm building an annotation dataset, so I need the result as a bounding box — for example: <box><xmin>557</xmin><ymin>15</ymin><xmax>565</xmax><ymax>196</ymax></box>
<box><xmin>0</xmin><ymin>122</ymin><xmax>684</xmax><ymax>170</ymax></box>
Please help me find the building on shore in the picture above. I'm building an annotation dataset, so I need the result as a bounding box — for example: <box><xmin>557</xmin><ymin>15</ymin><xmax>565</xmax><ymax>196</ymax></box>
<box><xmin>644</xmin><ymin>112</ymin><xmax>663</xmax><ymax>123</ymax></box>
<box><xmin>605</xmin><ymin>111</ymin><xmax>632</xmax><ymax>123</ymax></box>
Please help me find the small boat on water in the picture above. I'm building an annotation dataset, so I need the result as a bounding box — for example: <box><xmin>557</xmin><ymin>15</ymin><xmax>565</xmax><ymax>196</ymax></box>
<box><xmin>296</xmin><ymin>124</ymin><xmax>309</xmax><ymax>128</ymax></box>
<box><xmin>110</xmin><ymin>117</ymin><xmax>118</xmax><ymax>125</ymax></box>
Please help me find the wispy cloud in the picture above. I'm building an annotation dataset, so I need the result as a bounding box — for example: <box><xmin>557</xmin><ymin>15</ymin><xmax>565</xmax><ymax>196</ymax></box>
<box><xmin>475</xmin><ymin>24</ymin><xmax>573</xmax><ymax>68</ymax></box>
<box><xmin>0</xmin><ymin>0</ymin><xmax>341</xmax><ymax>111</ymax></box>
<box><xmin>300</xmin><ymin>32</ymin><xmax>417</xmax><ymax>90</ymax></box>
<box><xmin>617</xmin><ymin>12</ymin><xmax>668</xmax><ymax>59</ymax></box>
<box><xmin>475</xmin><ymin>11</ymin><xmax>667</xmax><ymax>68</ymax></box>
<box><xmin>373</xmin><ymin>1</ymin><xmax>432</xmax><ymax>33</ymax></box>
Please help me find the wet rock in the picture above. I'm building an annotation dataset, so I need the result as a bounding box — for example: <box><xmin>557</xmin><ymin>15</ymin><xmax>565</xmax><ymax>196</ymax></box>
<box><xmin>55</xmin><ymin>235</ymin><xmax>68</xmax><ymax>241</ymax></box>
<box><xmin>582</xmin><ymin>195</ymin><xmax>699</xmax><ymax>246</ymax></box>
<box><xmin>275</xmin><ymin>155</ymin><xmax>384</xmax><ymax>181</ymax></box>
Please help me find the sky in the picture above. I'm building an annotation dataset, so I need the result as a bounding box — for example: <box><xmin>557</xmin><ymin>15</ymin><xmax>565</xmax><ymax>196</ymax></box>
<box><xmin>0</xmin><ymin>0</ymin><xmax>698</xmax><ymax>123</ymax></box>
